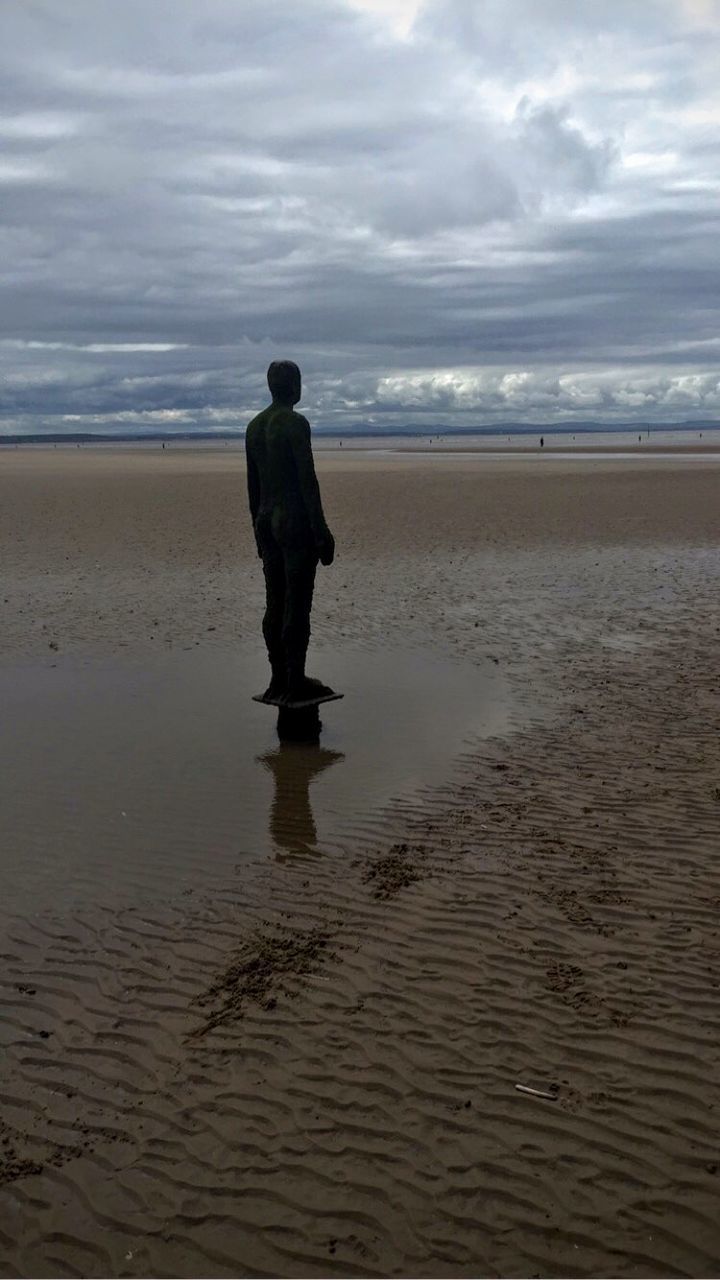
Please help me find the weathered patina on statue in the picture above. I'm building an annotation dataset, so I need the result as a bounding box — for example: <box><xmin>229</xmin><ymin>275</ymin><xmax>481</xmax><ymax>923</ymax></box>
<box><xmin>246</xmin><ymin>361</ymin><xmax>340</xmax><ymax>715</ymax></box>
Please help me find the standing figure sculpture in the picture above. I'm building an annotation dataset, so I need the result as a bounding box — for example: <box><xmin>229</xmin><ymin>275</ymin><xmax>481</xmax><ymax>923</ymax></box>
<box><xmin>246</xmin><ymin>361</ymin><xmax>337</xmax><ymax>707</ymax></box>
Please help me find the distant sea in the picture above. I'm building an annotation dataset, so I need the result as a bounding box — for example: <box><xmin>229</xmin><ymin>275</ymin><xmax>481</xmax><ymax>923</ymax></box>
<box><xmin>1</xmin><ymin>424</ymin><xmax>717</xmax><ymax>450</ymax></box>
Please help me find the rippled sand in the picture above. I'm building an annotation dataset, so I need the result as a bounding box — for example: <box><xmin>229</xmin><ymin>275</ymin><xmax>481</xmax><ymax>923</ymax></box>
<box><xmin>1</xmin><ymin>447</ymin><xmax>719</xmax><ymax>1278</ymax></box>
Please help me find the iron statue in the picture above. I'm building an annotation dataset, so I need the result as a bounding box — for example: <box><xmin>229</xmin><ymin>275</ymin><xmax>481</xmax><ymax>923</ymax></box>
<box><xmin>246</xmin><ymin>361</ymin><xmax>340</xmax><ymax>718</ymax></box>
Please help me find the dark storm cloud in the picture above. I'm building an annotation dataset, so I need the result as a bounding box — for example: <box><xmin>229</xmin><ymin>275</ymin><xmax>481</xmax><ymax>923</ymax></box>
<box><xmin>1</xmin><ymin>0</ymin><xmax>719</xmax><ymax>432</ymax></box>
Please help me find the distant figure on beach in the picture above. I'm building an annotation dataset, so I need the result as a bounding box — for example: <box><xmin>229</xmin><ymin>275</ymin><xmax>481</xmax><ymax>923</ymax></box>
<box><xmin>245</xmin><ymin>361</ymin><xmax>336</xmax><ymax>704</ymax></box>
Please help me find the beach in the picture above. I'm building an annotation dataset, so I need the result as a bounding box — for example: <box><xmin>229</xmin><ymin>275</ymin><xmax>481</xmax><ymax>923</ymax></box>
<box><xmin>1</xmin><ymin>445</ymin><xmax>720</xmax><ymax>1277</ymax></box>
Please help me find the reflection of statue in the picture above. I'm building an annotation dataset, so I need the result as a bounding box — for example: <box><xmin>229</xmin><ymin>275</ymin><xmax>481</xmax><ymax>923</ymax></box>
<box><xmin>246</xmin><ymin>361</ymin><xmax>337</xmax><ymax>706</ymax></box>
<box><xmin>258</xmin><ymin>744</ymin><xmax>344</xmax><ymax>859</ymax></box>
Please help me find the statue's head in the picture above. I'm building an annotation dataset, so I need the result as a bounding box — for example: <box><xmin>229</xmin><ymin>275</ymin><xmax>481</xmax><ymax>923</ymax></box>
<box><xmin>267</xmin><ymin>360</ymin><xmax>301</xmax><ymax>406</ymax></box>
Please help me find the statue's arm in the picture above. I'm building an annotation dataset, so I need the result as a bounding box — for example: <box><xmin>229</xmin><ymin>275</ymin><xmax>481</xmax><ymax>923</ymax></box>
<box><xmin>291</xmin><ymin>417</ymin><xmax>334</xmax><ymax>565</ymax></box>
<box><xmin>245</xmin><ymin>435</ymin><xmax>262</xmax><ymax>556</ymax></box>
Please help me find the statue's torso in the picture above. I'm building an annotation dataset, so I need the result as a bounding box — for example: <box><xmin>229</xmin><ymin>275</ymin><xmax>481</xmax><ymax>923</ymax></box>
<box><xmin>246</xmin><ymin>404</ymin><xmax>313</xmax><ymax>545</ymax></box>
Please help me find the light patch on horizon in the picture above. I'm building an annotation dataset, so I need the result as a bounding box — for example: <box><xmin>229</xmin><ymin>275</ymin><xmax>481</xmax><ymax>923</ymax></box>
<box><xmin>1</xmin><ymin>341</ymin><xmax>189</xmax><ymax>353</ymax></box>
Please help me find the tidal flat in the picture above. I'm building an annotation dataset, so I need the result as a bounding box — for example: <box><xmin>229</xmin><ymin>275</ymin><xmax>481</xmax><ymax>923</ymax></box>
<box><xmin>1</xmin><ymin>446</ymin><xmax>719</xmax><ymax>1277</ymax></box>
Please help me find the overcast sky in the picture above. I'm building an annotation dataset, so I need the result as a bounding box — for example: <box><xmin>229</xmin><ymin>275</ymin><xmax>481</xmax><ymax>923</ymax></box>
<box><xmin>1</xmin><ymin>0</ymin><xmax>719</xmax><ymax>433</ymax></box>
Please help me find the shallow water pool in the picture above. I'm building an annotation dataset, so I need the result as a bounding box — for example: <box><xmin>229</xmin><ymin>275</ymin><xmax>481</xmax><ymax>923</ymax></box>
<box><xmin>0</xmin><ymin>646</ymin><xmax>510</xmax><ymax>911</ymax></box>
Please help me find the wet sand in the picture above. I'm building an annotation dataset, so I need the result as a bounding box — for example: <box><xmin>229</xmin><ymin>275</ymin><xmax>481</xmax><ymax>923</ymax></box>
<box><xmin>1</xmin><ymin>448</ymin><xmax>720</xmax><ymax>1277</ymax></box>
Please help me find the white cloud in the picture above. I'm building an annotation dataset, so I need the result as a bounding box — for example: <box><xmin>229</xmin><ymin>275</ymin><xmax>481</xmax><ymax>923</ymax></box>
<box><xmin>343</xmin><ymin>0</ymin><xmax>421</xmax><ymax>37</ymax></box>
<box><xmin>0</xmin><ymin>112</ymin><xmax>81</xmax><ymax>140</ymax></box>
<box><xmin>375</xmin><ymin>368</ymin><xmax>720</xmax><ymax>421</ymax></box>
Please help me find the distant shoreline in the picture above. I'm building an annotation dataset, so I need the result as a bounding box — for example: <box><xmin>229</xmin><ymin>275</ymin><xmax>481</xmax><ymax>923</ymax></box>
<box><xmin>3</xmin><ymin>438</ymin><xmax>720</xmax><ymax>458</ymax></box>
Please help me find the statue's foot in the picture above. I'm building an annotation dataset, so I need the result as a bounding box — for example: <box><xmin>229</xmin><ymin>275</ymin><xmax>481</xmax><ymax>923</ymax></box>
<box><xmin>285</xmin><ymin>675</ymin><xmax>335</xmax><ymax>704</ymax></box>
<box><xmin>262</xmin><ymin>675</ymin><xmax>287</xmax><ymax>701</ymax></box>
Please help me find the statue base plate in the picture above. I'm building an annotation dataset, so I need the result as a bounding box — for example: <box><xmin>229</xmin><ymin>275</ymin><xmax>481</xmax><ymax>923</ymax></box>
<box><xmin>252</xmin><ymin>692</ymin><xmax>344</xmax><ymax>710</ymax></box>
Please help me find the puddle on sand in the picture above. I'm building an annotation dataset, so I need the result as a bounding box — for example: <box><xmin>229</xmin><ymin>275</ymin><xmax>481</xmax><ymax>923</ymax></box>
<box><xmin>0</xmin><ymin>647</ymin><xmax>509</xmax><ymax>912</ymax></box>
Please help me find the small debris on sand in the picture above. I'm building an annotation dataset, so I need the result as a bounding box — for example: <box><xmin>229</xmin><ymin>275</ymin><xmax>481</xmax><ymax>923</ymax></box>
<box><xmin>515</xmin><ymin>1083</ymin><xmax>559</xmax><ymax>1101</ymax></box>
<box><xmin>189</xmin><ymin>924</ymin><xmax>335</xmax><ymax>1038</ymax></box>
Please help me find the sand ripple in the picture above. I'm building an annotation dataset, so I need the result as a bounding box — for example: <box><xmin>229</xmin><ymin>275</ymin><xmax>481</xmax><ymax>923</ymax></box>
<box><xmin>3</xmin><ymin>611</ymin><xmax>720</xmax><ymax>1276</ymax></box>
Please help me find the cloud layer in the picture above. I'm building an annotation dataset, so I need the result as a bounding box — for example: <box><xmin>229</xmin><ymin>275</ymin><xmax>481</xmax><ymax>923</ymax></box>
<box><xmin>1</xmin><ymin>0</ymin><xmax>719</xmax><ymax>432</ymax></box>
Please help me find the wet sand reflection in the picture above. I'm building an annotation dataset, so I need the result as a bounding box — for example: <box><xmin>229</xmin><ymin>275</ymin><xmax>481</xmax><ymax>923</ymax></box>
<box><xmin>258</xmin><ymin>744</ymin><xmax>344</xmax><ymax>859</ymax></box>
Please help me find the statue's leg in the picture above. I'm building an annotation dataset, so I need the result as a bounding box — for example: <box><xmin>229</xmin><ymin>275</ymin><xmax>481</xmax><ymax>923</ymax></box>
<box><xmin>283</xmin><ymin>545</ymin><xmax>318</xmax><ymax>698</ymax></box>
<box><xmin>261</xmin><ymin>541</ymin><xmax>287</xmax><ymax>698</ymax></box>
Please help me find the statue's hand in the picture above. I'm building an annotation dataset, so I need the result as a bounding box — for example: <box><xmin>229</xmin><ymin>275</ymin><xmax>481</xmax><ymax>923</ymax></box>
<box><xmin>318</xmin><ymin>530</ymin><xmax>335</xmax><ymax>566</ymax></box>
